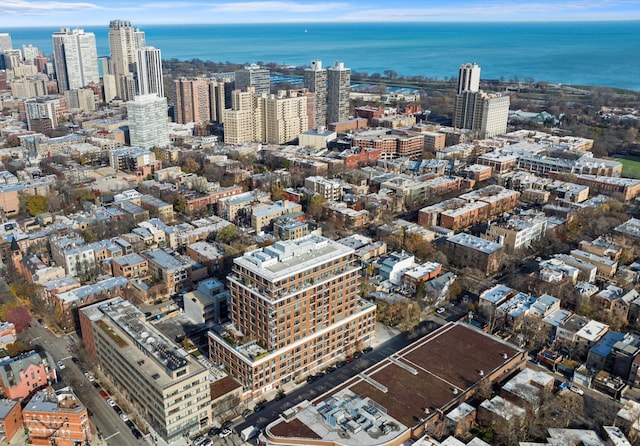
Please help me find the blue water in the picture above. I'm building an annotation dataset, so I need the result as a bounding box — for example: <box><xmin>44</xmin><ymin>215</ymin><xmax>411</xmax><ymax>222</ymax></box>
<box><xmin>4</xmin><ymin>22</ymin><xmax>640</xmax><ymax>91</ymax></box>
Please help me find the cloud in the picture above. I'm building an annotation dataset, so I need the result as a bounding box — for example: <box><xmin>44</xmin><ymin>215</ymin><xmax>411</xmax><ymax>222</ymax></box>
<box><xmin>208</xmin><ymin>1</ymin><xmax>348</xmax><ymax>14</ymax></box>
<box><xmin>1</xmin><ymin>0</ymin><xmax>104</xmax><ymax>15</ymax></box>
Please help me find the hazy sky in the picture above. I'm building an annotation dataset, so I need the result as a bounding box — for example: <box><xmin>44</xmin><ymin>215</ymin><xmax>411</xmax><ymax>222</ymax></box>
<box><xmin>2</xmin><ymin>0</ymin><xmax>640</xmax><ymax>27</ymax></box>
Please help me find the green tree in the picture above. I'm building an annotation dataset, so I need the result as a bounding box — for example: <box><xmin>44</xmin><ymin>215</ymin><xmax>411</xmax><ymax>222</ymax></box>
<box><xmin>173</xmin><ymin>195</ymin><xmax>186</xmax><ymax>214</ymax></box>
<box><xmin>270</xmin><ymin>184</ymin><xmax>284</xmax><ymax>201</ymax></box>
<box><xmin>216</xmin><ymin>225</ymin><xmax>238</xmax><ymax>244</ymax></box>
<box><xmin>306</xmin><ymin>194</ymin><xmax>326</xmax><ymax>220</ymax></box>
<box><xmin>416</xmin><ymin>281</ymin><xmax>427</xmax><ymax>299</ymax></box>
<box><xmin>24</xmin><ymin>195</ymin><xmax>49</xmax><ymax>216</ymax></box>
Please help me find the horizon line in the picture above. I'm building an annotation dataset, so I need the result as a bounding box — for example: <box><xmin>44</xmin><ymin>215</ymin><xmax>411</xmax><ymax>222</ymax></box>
<box><xmin>5</xmin><ymin>18</ymin><xmax>640</xmax><ymax>28</ymax></box>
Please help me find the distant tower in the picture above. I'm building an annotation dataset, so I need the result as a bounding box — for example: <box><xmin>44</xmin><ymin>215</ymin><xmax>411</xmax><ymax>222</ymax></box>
<box><xmin>109</xmin><ymin>20</ymin><xmax>137</xmax><ymax>101</ymax></box>
<box><xmin>234</xmin><ymin>64</ymin><xmax>270</xmax><ymax>96</ymax></box>
<box><xmin>457</xmin><ymin>62</ymin><xmax>481</xmax><ymax>94</ymax></box>
<box><xmin>304</xmin><ymin>60</ymin><xmax>327</xmax><ymax>129</ymax></box>
<box><xmin>0</xmin><ymin>33</ymin><xmax>12</xmax><ymax>53</ymax></box>
<box><xmin>327</xmin><ymin>61</ymin><xmax>350</xmax><ymax>124</ymax></box>
<box><xmin>52</xmin><ymin>28</ymin><xmax>100</xmax><ymax>92</ymax></box>
<box><xmin>453</xmin><ymin>63</ymin><xmax>509</xmax><ymax>138</ymax></box>
<box><xmin>127</xmin><ymin>94</ymin><xmax>170</xmax><ymax>149</ymax></box>
<box><xmin>136</xmin><ymin>46</ymin><xmax>164</xmax><ymax>97</ymax></box>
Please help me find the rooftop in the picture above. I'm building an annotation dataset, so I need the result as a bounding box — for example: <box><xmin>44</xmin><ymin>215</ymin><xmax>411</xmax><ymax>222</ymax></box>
<box><xmin>447</xmin><ymin>233</ymin><xmax>504</xmax><ymax>254</ymax></box>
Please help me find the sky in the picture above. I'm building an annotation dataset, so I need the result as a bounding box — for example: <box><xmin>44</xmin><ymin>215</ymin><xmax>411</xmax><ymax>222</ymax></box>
<box><xmin>2</xmin><ymin>0</ymin><xmax>640</xmax><ymax>27</ymax></box>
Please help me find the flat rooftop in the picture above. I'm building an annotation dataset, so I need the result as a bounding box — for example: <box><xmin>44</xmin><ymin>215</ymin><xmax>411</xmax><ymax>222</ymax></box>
<box><xmin>266</xmin><ymin>322</ymin><xmax>525</xmax><ymax>445</ymax></box>
<box><xmin>447</xmin><ymin>233</ymin><xmax>504</xmax><ymax>254</ymax></box>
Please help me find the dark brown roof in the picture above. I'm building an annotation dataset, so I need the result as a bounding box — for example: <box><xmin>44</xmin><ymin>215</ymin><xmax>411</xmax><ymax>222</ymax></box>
<box><xmin>269</xmin><ymin>417</ymin><xmax>322</xmax><ymax>439</ymax></box>
<box><xmin>210</xmin><ymin>376</ymin><xmax>241</xmax><ymax>399</ymax></box>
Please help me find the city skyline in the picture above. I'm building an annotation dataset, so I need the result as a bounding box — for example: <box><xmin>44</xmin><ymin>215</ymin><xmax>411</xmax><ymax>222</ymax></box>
<box><xmin>2</xmin><ymin>0</ymin><xmax>640</xmax><ymax>27</ymax></box>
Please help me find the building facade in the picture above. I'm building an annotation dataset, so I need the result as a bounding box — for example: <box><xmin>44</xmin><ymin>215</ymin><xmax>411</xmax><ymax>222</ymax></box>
<box><xmin>235</xmin><ymin>65</ymin><xmax>270</xmax><ymax>95</ymax></box>
<box><xmin>127</xmin><ymin>94</ymin><xmax>170</xmax><ymax>149</ymax></box>
<box><xmin>209</xmin><ymin>235</ymin><xmax>377</xmax><ymax>397</ymax></box>
<box><xmin>79</xmin><ymin>297</ymin><xmax>211</xmax><ymax>443</ymax></box>
<box><xmin>304</xmin><ymin>60</ymin><xmax>327</xmax><ymax>129</ymax></box>
<box><xmin>52</xmin><ymin>28</ymin><xmax>100</xmax><ymax>92</ymax></box>
<box><xmin>327</xmin><ymin>61</ymin><xmax>350</xmax><ymax>124</ymax></box>
<box><xmin>136</xmin><ymin>46</ymin><xmax>164</xmax><ymax>97</ymax></box>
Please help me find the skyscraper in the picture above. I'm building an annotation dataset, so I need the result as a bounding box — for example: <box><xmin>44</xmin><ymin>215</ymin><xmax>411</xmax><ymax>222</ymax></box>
<box><xmin>108</xmin><ymin>20</ymin><xmax>137</xmax><ymax>101</ymax></box>
<box><xmin>52</xmin><ymin>28</ymin><xmax>100</xmax><ymax>92</ymax></box>
<box><xmin>458</xmin><ymin>62</ymin><xmax>481</xmax><ymax>94</ymax></box>
<box><xmin>235</xmin><ymin>64</ymin><xmax>270</xmax><ymax>95</ymax></box>
<box><xmin>327</xmin><ymin>61</ymin><xmax>350</xmax><ymax>124</ymax></box>
<box><xmin>304</xmin><ymin>60</ymin><xmax>327</xmax><ymax>129</ymax></box>
<box><xmin>453</xmin><ymin>63</ymin><xmax>509</xmax><ymax>138</ymax></box>
<box><xmin>136</xmin><ymin>46</ymin><xmax>164</xmax><ymax>97</ymax></box>
<box><xmin>0</xmin><ymin>33</ymin><xmax>12</xmax><ymax>53</ymax></box>
<box><xmin>174</xmin><ymin>77</ymin><xmax>211</xmax><ymax>124</ymax></box>
<box><xmin>127</xmin><ymin>94</ymin><xmax>170</xmax><ymax>149</ymax></box>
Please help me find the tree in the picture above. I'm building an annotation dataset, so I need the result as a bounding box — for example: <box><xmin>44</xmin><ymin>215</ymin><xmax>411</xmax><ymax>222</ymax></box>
<box><xmin>306</xmin><ymin>194</ymin><xmax>326</xmax><ymax>220</ymax></box>
<box><xmin>23</xmin><ymin>194</ymin><xmax>49</xmax><ymax>216</ymax></box>
<box><xmin>416</xmin><ymin>281</ymin><xmax>427</xmax><ymax>299</ymax></box>
<box><xmin>6</xmin><ymin>306</ymin><xmax>32</xmax><ymax>333</ymax></box>
<box><xmin>270</xmin><ymin>184</ymin><xmax>284</xmax><ymax>201</ymax></box>
<box><xmin>216</xmin><ymin>225</ymin><xmax>238</xmax><ymax>244</ymax></box>
<box><xmin>173</xmin><ymin>195</ymin><xmax>186</xmax><ymax>214</ymax></box>
<box><xmin>6</xmin><ymin>340</ymin><xmax>30</xmax><ymax>357</ymax></box>
<box><xmin>181</xmin><ymin>156</ymin><xmax>201</xmax><ymax>174</ymax></box>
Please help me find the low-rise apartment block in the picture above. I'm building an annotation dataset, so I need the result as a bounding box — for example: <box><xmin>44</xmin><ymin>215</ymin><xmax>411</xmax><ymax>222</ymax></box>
<box><xmin>442</xmin><ymin>233</ymin><xmax>505</xmax><ymax>275</ymax></box>
<box><xmin>0</xmin><ymin>351</ymin><xmax>57</xmax><ymax>399</ymax></box>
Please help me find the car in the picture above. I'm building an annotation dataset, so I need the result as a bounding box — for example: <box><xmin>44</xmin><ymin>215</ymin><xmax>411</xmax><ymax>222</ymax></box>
<box><xmin>325</xmin><ymin>366</ymin><xmax>336</xmax><ymax>373</ymax></box>
<box><xmin>306</xmin><ymin>375</ymin><xmax>318</xmax><ymax>383</ymax></box>
<box><xmin>315</xmin><ymin>371</ymin><xmax>325</xmax><ymax>378</ymax></box>
<box><xmin>363</xmin><ymin>346</ymin><xmax>373</xmax><ymax>354</ymax></box>
<box><xmin>92</xmin><ymin>381</ymin><xmax>100</xmax><ymax>389</ymax></box>
<box><xmin>131</xmin><ymin>429</ymin><xmax>143</xmax><ymax>439</ymax></box>
<box><xmin>353</xmin><ymin>351</ymin><xmax>363</xmax><ymax>359</ymax></box>
<box><xmin>193</xmin><ymin>435</ymin><xmax>208</xmax><ymax>446</ymax></box>
<box><xmin>113</xmin><ymin>406</ymin><xmax>123</xmax><ymax>415</ymax></box>
<box><xmin>126</xmin><ymin>420</ymin><xmax>135</xmax><ymax>430</ymax></box>
<box><xmin>57</xmin><ymin>360</ymin><xmax>65</xmax><ymax>370</ymax></box>
<box><xmin>221</xmin><ymin>421</ymin><xmax>234</xmax><ymax>430</ymax></box>
<box><xmin>254</xmin><ymin>402</ymin><xmax>266</xmax><ymax>412</ymax></box>
<box><xmin>201</xmin><ymin>440</ymin><xmax>213</xmax><ymax>446</ymax></box>
<box><xmin>569</xmin><ymin>385</ymin><xmax>584</xmax><ymax>395</ymax></box>
<box><xmin>84</xmin><ymin>372</ymin><xmax>95</xmax><ymax>382</ymax></box>
<box><xmin>274</xmin><ymin>391</ymin><xmax>286</xmax><ymax>401</ymax></box>
<box><xmin>219</xmin><ymin>427</ymin><xmax>232</xmax><ymax>438</ymax></box>
<box><xmin>106</xmin><ymin>398</ymin><xmax>116</xmax><ymax>407</ymax></box>
<box><xmin>71</xmin><ymin>357</ymin><xmax>80</xmax><ymax>364</ymax></box>
<box><xmin>346</xmin><ymin>356</ymin><xmax>354</xmax><ymax>363</ymax></box>
<box><xmin>208</xmin><ymin>427</ymin><xmax>221</xmax><ymax>437</ymax></box>
<box><xmin>436</xmin><ymin>307</ymin><xmax>446</xmax><ymax>314</ymax></box>
<box><xmin>336</xmin><ymin>360</ymin><xmax>347</xmax><ymax>368</ymax></box>
<box><xmin>100</xmin><ymin>390</ymin><xmax>109</xmax><ymax>399</ymax></box>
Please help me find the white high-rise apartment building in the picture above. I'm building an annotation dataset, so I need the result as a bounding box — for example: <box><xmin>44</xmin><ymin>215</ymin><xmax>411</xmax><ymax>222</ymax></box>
<box><xmin>21</xmin><ymin>44</ymin><xmax>39</xmax><ymax>62</ymax></box>
<box><xmin>304</xmin><ymin>60</ymin><xmax>327</xmax><ymax>129</ymax></box>
<box><xmin>52</xmin><ymin>28</ymin><xmax>99</xmax><ymax>92</ymax></box>
<box><xmin>235</xmin><ymin>64</ymin><xmax>270</xmax><ymax>95</ymax></box>
<box><xmin>127</xmin><ymin>94</ymin><xmax>170</xmax><ymax>149</ymax></box>
<box><xmin>0</xmin><ymin>33</ymin><xmax>12</xmax><ymax>53</ymax></box>
<box><xmin>453</xmin><ymin>62</ymin><xmax>509</xmax><ymax>138</ymax></box>
<box><xmin>327</xmin><ymin>61</ymin><xmax>350</xmax><ymax>124</ymax></box>
<box><xmin>109</xmin><ymin>20</ymin><xmax>137</xmax><ymax>101</ymax></box>
<box><xmin>458</xmin><ymin>62</ymin><xmax>481</xmax><ymax>94</ymax></box>
<box><xmin>136</xmin><ymin>46</ymin><xmax>164</xmax><ymax>97</ymax></box>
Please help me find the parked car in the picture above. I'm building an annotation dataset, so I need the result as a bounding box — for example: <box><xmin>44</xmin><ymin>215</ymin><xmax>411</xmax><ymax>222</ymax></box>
<box><xmin>569</xmin><ymin>385</ymin><xmax>584</xmax><ymax>395</ymax></box>
<box><xmin>436</xmin><ymin>307</ymin><xmax>446</xmax><ymax>314</ymax></box>
<box><xmin>119</xmin><ymin>413</ymin><xmax>129</xmax><ymax>422</ymax></box>
<box><xmin>126</xmin><ymin>420</ymin><xmax>135</xmax><ymax>430</ymax></box>
<box><xmin>193</xmin><ymin>435</ymin><xmax>208</xmax><ymax>446</ymax></box>
<box><xmin>306</xmin><ymin>375</ymin><xmax>318</xmax><ymax>384</ymax></box>
<box><xmin>208</xmin><ymin>427</ymin><xmax>221</xmax><ymax>437</ymax></box>
<box><xmin>113</xmin><ymin>406</ymin><xmax>123</xmax><ymax>415</ymax></box>
<box><xmin>72</xmin><ymin>357</ymin><xmax>80</xmax><ymax>364</ymax></box>
<box><xmin>353</xmin><ymin>351</ymin><xmax>363</xmax><ymax>359</ymax></box>
<box><xmin>254</xmin><ymin>401</ymin><xmax>266</xmax><ymax>412</ymax></box>
<box><xmin>274</xmin><ymin>391</ymin><xmax>286</xmax><ymax>401</ymax></box>
<box><xmin>92</xmin><ymin>382</ymin><xmax>100</xmax><ymax>389</ymax></box>
<box><xmin>325</xmin><ymin>366</ymin><xmax>336</xmax><ymax>373</ymax></box>
<box><xmin>100</xmin><ymin>390</ymin><xmax>109</xmax><ymax>399</ymax></box>
<box><xmin>336</xmin><ymin>360</ymin><xmax>347</xmax><ymax>368</ymax></box>
<box><xmin>222</xmin><ymin>421</ymin><xmax>234</xmax><ymax>430</ymax></box>
<box><xmin>219</xmin><ymin>427</ymin><xmax>232</xmax><ymax>438</ymax></box>
<box><xmin>363</xmin><ymin>346</ymin><xmax>373</xmax><ymax>354</ymax></box>
<box><xmin>106</xmin><ymin>398</ymin><xmax>116</xmax><ymax>407</ymax></box>
<box><xmin>57</xmin><ymin>360</ymin><xmax>65</xmax><ymax>370</ymax></box>
<box><xmin>242</xmin><ymin>408</ymin><xmax>253</xmax><ymax>418</ymax></box>
<box><xmin>131</xmin><ymin>429</ymin><xmax>143</xmax><ymax>439</ymax></box>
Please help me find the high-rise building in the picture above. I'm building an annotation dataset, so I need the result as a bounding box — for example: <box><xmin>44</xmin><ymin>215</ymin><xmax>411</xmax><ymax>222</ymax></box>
<box><xmin>136</xmin><ymin>46</ymin><xmax>164</xmax><ymax>97</ymax></box>
<box><xmin>24</xmin><ymin>97</ymin><xmax>67</xmax><ymax>130</ymax></box>
<box><xmin>223</xmin><ymin>88</ymin><xmax>261</xmax><ymax>144</ymax></box>
<box><xmin>458</xmin><ymin>62</ymin><xmax>481</xmax><ymax>94</ymax></box>
<box><xmin>453</xmin><ymin>63</ymin><xmax>510</xmax><ymax>138</ymax></box>
<box><xmin>208</xmin><ymin>235</ymin><xmax>377</xmax><ymax>396</ymax></box>
<box><xmin>64</xmin><ymin>88</ymin><xmax>96</xmax><ymax>112</ymax></box>
<box><xmin>21</xmin><ymin>44</ymin><xmax>40</xmax><ymax>63</ymax></box>
<box><xmin>79</xmin><ymin>297</ymin><xmax>211</xmax><ymax>443</ymax></box>
<box><xmin>304</xmin><ymin>60</ymin><xmax>327</xmax><ymax>129</ymax></box>
<box><xmin>235</xmin><ymin>64</ymin><xmax>270</xmax><ymax>95</ymax></box>
<box><xmin>0</xmin><ymin>33</ymin><xmax>11</xmax><ymax>53</ymax></box>
<box><xmin>263</xmin><ymin>89</ymin><xmax>313</xmax><ymax>144</ymax></box>
<box><xmin>108</xmin><ymin>20</ymin><xmax>137</xmax><ymax>101</ymax></box>
<box><xmin>52</xmin><ymin>28</ymin><xmax>100</xmax><ymax>92</ymax></box>
<box><xmin>209</xmin><ymin>78</ymin><xmax>233</xmax><ymax>123</ymax></box>
<box><xmin>127</xmin><ymin>94</ymin><xmax>170</xmax><ymax>149</ymax></box>
<box><xmin>174</xmin><ymin>77</ymin><xmax>210</xmax><ymax>124</ymax></box>
<box><xmin>327</xmin><ymin>61</ymin><xmax>350</xmax><ymax>124</ymax></box>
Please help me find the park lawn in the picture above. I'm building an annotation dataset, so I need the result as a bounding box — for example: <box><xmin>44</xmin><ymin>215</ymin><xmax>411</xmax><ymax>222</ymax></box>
<box><xmin>617</xmin><ymin>157</ymin><xmax>640</xmax><ymax>179</ymax></box>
